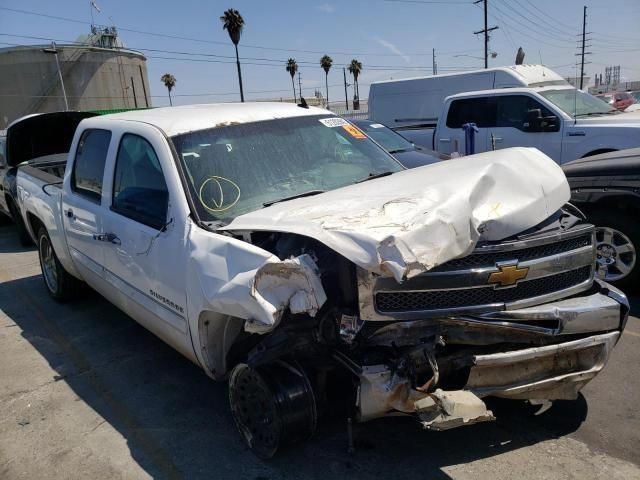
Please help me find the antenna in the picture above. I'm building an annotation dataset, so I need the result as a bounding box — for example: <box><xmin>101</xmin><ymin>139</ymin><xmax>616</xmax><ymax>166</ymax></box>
<box><xmin>538</xmin><ymin>51</ymin><xmax>546</xmax><ymax>77</ymax></box>
<box><xmin>573</xmin><ymin>61</ymin><xmax>578</xmax><ymax>124</ymax></box>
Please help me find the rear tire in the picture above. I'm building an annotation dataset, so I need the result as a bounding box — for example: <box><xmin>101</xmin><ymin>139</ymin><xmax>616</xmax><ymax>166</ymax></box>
<box><xmin>37</xmin><ymin>227</ymin><xmax>83</xmax><ymax>301</ymax></box>
<box><xmin>586</xmin><ymin>209</ymin><xmax>640</xmax><ymax>291</ymax></box>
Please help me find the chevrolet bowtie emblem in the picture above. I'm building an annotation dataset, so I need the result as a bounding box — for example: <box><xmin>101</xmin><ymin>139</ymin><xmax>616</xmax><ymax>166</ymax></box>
<box><xmin>488</xmin><ymin>264</ymin><xmax>529</xmax><ymax>287</ymax></box>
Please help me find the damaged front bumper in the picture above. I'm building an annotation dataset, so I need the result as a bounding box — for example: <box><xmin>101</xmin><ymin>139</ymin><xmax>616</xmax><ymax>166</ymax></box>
<box><xmin>356</xmin><ymin>281</ymin><xmax>629</xmax><ymax>429</ymax></box>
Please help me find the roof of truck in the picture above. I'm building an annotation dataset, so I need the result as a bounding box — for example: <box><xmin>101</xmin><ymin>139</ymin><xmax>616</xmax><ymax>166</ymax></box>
<box><xmin>102</xmin><ymin>102</ymin><xmax>330</xmax><ymax>137</ymax></box>
<box><xmin>445</xmin><ymin>85</ymin><xmax>575</xmax><ymax>100</ymax></box>
<box><xmin>370</xmin><ymin>64</ymin><xmax>567</xmax><ymax>88</ymax></box>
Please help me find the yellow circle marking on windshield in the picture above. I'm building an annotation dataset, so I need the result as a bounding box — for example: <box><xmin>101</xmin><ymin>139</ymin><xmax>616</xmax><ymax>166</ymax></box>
<box><xmin>198</xmin><ymin>176</ymin><xmax>241</xmax><ymax>213</ymax></box>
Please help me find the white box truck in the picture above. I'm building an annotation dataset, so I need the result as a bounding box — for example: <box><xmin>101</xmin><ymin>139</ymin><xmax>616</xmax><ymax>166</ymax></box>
<box><xmin>369</xmin><ymin>65</ymin><xmax>568</xmax><ymax>145</ymax></box>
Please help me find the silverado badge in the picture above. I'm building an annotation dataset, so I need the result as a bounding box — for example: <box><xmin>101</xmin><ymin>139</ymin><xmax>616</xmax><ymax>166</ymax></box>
<box><xmin>488</xmin><ymin>264</ymin><xmax>529</xmax><ymax>288</ymax></box>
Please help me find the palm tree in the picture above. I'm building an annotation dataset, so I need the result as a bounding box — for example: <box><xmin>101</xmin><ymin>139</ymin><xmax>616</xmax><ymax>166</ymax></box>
<box><xmin>320</xmin><ymin>55</ymin><xmax>333</xmax><ymax>108</ymax></box>
<box><xmin>286</xmin><ymin>58</ymin><xmax>298</xmax><ymax>103</ymax></box>
<box><xmin>348</xmin><ymin>59</ymin><xmax>362</xmax><ymax>105</ymax></box>
<box><xmin>220</xmin><ymin>9</ymin><xmax>245</xmax><ymax>102</ymax></box>
<box><xmin>160</xmin><ymin>73</ymin><xmax>176</xmax><ymax>106</ymax></box>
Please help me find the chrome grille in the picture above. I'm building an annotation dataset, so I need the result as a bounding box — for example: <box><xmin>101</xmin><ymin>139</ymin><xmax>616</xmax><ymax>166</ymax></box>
<box><xmin>376</xmin><ymin>266</ymin><xmax>591</xmax><ymax>312</ymax></box>
<box><xmin>433</xmin><ymin>233</ymin><xmax>592</xmax><ymax>271</ymax></box>
<box><xmin>358</xmin><ymin>225</ymin><xmax>596</xmax><ymax>321</ymax></box>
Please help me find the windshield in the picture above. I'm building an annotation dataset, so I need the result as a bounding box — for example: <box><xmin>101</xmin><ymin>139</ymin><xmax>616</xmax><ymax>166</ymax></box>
<box><xmin>356</xmin><ymin>122</ymin><xmax>414</xmax><ymax>153</ymax></box>
<box><xmin>539</xmin><ymin>89</ymin><xmax>617</xmax><ymax>117</ymax></box>
<box><xmin>171</xmin><ymin>115</ymin><xmax>403</xmax><ymax>221</ymax></box>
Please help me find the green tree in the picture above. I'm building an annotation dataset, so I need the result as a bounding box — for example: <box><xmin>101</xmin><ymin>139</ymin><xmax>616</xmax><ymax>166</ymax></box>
<box><xmin>286</xmin><ymin>58</ymin><xmax>298</xmax><ymax>103</ymax></box>
<box><xmin>348</xmin><ymin>59</ymin><xmax>362</xmax><ymax>104</ymax></box>
<box><xmin>160</xmin><ymin>73</ymin><xmax>176</xmax><ymax>106</ymax></box>
<box><xmin>320</xmin><ymin>55</ymin><xmax>333</xmax><ymax>108</ymax></box>
<box><xmin>220</xmin><ymin>9</ymin><xmax>245</xmax><ymax>102</ymax></box>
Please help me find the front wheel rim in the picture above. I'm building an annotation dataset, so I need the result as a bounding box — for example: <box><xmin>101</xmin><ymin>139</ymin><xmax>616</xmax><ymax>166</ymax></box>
<box><xmin>595</xmin><ymin>226</ymin><xmax>636</xmax><ymax>282</ymax></box>
<box><xmin>39</xmin><ymin>235</ymin><xmax>58</xmax><ymax>293</ymax></box>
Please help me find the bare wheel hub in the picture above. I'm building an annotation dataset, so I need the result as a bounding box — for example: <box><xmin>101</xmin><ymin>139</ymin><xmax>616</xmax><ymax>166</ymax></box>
<box><xmin>229</xmin><ymin>362</ymin><xmax>317</xmax><ymax>459</ymax></box>
<box><xmin>595</xmin><ymin>227</ymin><xmax>636</xmax><ymax>282</ymax></box>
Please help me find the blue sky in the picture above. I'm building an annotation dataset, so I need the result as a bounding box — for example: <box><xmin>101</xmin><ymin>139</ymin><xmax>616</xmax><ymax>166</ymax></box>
<box><xmin>1</xmin><ymin>0</ymin><xmax>639</xmax><ymax>107</ymax></box>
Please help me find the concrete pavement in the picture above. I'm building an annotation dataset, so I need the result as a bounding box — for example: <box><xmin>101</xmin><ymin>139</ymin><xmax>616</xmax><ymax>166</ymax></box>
<box><xmin>0</xmin><ymin>222</ymin><xmax>639</xmax><ymax>480</ymax></box>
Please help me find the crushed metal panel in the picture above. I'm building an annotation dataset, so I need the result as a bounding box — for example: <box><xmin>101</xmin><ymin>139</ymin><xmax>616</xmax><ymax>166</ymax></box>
<box><xmin>416</xmin><ymin>389</ymin><xmax>495</xmax><ymax>431</ymax></box>
<box><xmin>221</xmin><ymin>147</ymin><xmax>570</xmax><ymax>282</ymax></box>
<box><xmin>466</xmin><ymin>331</ymin><xmax>620</xmax><ymax>400</ymax></box>
<box><xmin>248</xmin><ymin>254</ymin><xmax>327</xmax><ymax>333</ymax></box>
<box><xmin>186</xmin><ymin>225</ymin><xmax>327</xmax><ymax>341</ymax></box>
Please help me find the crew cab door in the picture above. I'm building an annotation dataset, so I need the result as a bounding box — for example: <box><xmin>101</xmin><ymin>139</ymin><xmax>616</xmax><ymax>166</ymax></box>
<box><xmin>487</xmin><ymin>94</ymin><xmax>563</xmax><ymax>162</ymax></box>
<box><xmin>436</xmin><ymin>97</ymin><xmax>490</xmax><ymax>155</ymax></box>
<box><xmin>100</xmin><ymin>124</ymin><xmax>192</xmax><ymax>357</ymax></box>
<box><xmin>61</xmin><ymin>128</ymin><xmax>112</xmax><ymax>287</ymax></box>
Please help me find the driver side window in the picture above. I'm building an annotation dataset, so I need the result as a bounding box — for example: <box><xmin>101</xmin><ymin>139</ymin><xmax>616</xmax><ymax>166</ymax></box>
<box><xmin>112</xmin><ymin>134</ymin><xmax>169</xmax><ymax>230</ymax></box>
<box><xmin>495</xmin><ymin>95</ymin><xmax>554</xmax><ymax>130</ymax></box>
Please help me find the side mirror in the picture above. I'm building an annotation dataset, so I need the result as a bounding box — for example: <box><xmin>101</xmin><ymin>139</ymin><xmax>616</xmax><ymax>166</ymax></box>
<box><xmin>524</xmin><ymin>109</ymin><xmax>559</xmax><ymax>132</ymax></box>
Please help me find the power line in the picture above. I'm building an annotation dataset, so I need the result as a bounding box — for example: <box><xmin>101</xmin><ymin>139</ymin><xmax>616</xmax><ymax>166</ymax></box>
<box><xmin>488</xmin><ymin>3</ymin><xmax>573</xmax><ymax>48</ymax></box>
<box><xmin>474</xmin><ymin>2</ymin><xmax>575</xmax><ymax>51</ymax></box>
<box><xmin>384</xmin><ymin>0</ymin><xmax>471</xmax><ymax>3</ymax></box>
<box><xmin>0</xmin><ymin>6</ymin><xmax>473</xmax><ymax>58</ymax></box>
<box><xmin>505</xmin><ymin>0</ymin><xmax>575</xmax><ymax>37</ymax></box>
<box><xmin>522</xmin><ymin>0</ymin><xmax>576</xmax><ymax>31</ymax></box>
<box><xmin>494</xmin><ymin>0</ymin><xmax>577</xmax><ymax>43</ymax></box>
<box><xmin>0</xmin><ymin>34</ymin><xmax>479</xmax><ymax>72</ymax></box>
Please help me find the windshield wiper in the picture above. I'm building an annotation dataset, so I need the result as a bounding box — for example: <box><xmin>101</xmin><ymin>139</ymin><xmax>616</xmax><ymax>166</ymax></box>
<box><xmin>574</xmin><ymin>111</ymin><xmax>618</xmax><ymax>117</ymax></box>
<box><xmin>355</xmin><ymin>171</ymin><xmax>395</xmax><ymax>183</ymax></box>
<box><xmin>263</xmin><ymin>189</ymin><xmax>326</xmax><ymax>207</ymax></box>
<box><xmin>388</xmin><ymin>148</ymin><xmax>413</xmax><ymax>154</ymax></box>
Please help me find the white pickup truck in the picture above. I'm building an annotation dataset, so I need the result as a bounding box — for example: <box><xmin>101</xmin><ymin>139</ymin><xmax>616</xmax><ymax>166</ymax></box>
<box><xmin>16</xmin><ymin>103</ymin><xmax>628</xmax><ymax>458</ymax></box>
<box><xmin>369</xmin><ymin>65</ymin><xmax>640</xmax><ymax>163</ymax></box>
<box><xmin>430</xmin><ymin>86</ymin><xmax>640</xmax><ymax>163</ymax></box>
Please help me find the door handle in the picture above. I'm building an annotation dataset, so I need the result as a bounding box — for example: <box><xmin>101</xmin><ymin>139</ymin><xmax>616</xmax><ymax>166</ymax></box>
<box><xmin>66</xmin><ymin>209</ymin><xmax>74</xmax><ymax>219</ymax></box>
<box><xmin>93</xmin><ymin>233</ymin><xmax>121</xmax><ymax>245</ymax></box>
<box><xmin>439</xmin><ymin>138</ymin><xmax>451</xmax><ymax>143</ymax></box>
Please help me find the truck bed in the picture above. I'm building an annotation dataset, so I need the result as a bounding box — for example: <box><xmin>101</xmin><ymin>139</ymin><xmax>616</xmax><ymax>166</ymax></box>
<box><xmin>20</xmin><ymin>153</ymin><xmax>68</xmax><ymax>185</ymax></box>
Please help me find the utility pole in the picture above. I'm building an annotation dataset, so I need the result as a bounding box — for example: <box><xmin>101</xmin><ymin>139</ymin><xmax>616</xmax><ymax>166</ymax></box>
<box><xmin>579</xmin><ymin>6</ymin><xmax>587</xmax><ymax>89</ymax></box>
<box><xmin>432</xmin><ymin>48</ymin><xmax>437</xmax><ymax>75</ymax></box>
<box><xmin>42</xmin><ymin>41</ymin><xmax>69</xmax><ymax>111</ymax></box>
<box><xmin>473</xmin><ymin>0</ymin><xmax>498</xmax><ymax>69</ymax></box>
<box><xmin>343</xmin><ymin>67</ymin><xmax>349</xmax><ymax>110</ymax></box>
<box><xmin>297</xmin><ymin>71</ymin><xmax>302</xmax><ymax>101</ymax></box>
<box><xmin>575</xmin><ymin>6</ymin><xmax>591</xmax><ymax>90</ymax></box>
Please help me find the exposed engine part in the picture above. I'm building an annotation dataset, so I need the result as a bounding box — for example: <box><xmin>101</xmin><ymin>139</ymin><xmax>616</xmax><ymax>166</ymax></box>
<box><xmin>228</xmin><ymin>361</ymin><xmax>317</xmax><ymax>459</ymax></box>
<box><xmin>339</xmin><ymin>313</ymin><xmax>364</xmax><ymax>344</ymax></box>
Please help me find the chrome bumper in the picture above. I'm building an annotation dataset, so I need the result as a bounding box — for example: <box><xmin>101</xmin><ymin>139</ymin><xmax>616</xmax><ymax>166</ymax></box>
<box><xmin>356</xmin><ymin>281</ymin><xmax>628</xmax><ymax>423</ymax></box>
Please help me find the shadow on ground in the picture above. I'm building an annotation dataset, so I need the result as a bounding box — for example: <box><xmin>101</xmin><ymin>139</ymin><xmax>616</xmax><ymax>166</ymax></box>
<box><xmin>0</xmin><ymin>227</ymin><xmax>35</xmax><ymax>254</ymax></box>
<box><xmin>0</xmin><ymin>268</ymin><xmax>591</xmax><ymax>480</ymax></box>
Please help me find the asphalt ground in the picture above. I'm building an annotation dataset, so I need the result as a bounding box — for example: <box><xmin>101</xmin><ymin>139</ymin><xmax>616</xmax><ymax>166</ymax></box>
<box><xmin>0</xmin><ymin>221</ymin><xmax>639</xmax><ymax>480</ymax></box>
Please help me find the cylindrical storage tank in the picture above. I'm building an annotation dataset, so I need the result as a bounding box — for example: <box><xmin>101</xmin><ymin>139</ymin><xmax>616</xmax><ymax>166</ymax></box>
<box><xmin>0</xmin><ymin>36</ymin><xmax>152</xmax><ymax>128</ymax></box>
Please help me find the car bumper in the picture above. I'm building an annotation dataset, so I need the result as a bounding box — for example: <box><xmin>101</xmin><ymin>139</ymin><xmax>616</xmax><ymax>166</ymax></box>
<box><xmin>356</xmin><ymin>281</ymin><xmax>629</xmax><ymax>426</ymax></box>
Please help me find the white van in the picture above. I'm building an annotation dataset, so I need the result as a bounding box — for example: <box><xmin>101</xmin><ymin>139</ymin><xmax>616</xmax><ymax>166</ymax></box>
<box><xmin>368</xmin><ymin>65</ymin><xmax>568</xmax><ymax>147</ymax></box>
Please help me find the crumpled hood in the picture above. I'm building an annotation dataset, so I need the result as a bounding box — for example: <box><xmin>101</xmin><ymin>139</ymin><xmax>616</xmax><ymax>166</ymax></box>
<box><xmin>220</xmin><ymin>147</ymin><xmax>570</xmax><ymax>282</ymax></box>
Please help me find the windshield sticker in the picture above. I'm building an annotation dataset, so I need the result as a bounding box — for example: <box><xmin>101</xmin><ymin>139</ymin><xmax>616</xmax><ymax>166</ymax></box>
<box><xmin>319</xmin><ymin>117</ymin><xmax>349</xmax><ymax>128</ymax></box>
<box><xmin>342</xmin><ymin>124</ymin><xmax>367</xmax><ymax>140</ymax></box>
<box><xmin>369</xmin><ymin>123</ymin><xmax>385</xmax><ymax>128</ymax></box>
